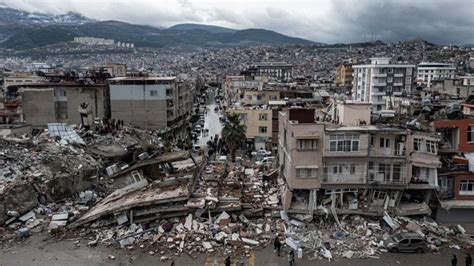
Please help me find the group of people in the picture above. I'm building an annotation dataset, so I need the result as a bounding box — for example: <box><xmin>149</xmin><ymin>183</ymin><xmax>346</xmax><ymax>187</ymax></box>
<box><xmin>274</xmin><ymin>234</ymin><xmax>295</xmax><ymax>266</ymax></box>
<box><xmin>452</xmin><ymin>254</ymin><xmax>472</xmax><ymax>266</ymax></box>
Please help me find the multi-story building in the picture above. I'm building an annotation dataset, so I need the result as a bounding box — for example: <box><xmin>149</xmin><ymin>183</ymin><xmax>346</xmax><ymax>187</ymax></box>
<box><xmin>229</xmin><ymin>107</ymin><xmax>273</xmax><ymax>151</ymax></box>
<box><xmin>108</xmin><ymin>76</ymin><xmax>192</xmax><ymax>135</ymax></box>
<box><xmin>223</xmin><ymin>76</ymin><xmax>265</xmax><ymax>107</ymax></box>
<box><xmin>279</xmin><ymin>109</ymin><xmax>324</xmax><ymax>214</ymax></box>
<box><xmin>278</xmin><ymin>105</ymin><xmax>440</xmax><ymax>216</ymax></box>
<box><xmin>433</xmin><ymin>118</ymin><xmax>474</xmax><ymax>223</ymax></box>
<box><xmin>240</xmin><ymin>88</ymin><xmax>280</xmax><ymax>106</ymax></box>
<box><xmin>245</xmin><ymin>62</ymin><xmax>293</xmax><ymax>80</ymax></box>
<box><xmin>335</xmin><ymin>63</ymin><xmax>354</xmax><ymax>87</ymax></box>
<box><xmin>353</xmin><ymin>58</ymin><xmax>415</xmax><ymax>113</ymax></box>
<box><xmin>417</xmin><ymin>62</ymin><xmax>456</xmax><ymax>88</ymax></box>
<box><xmin>3</xmin><ymin>80</ymin><xmax>109</xmax><ymax>127</ymax></box>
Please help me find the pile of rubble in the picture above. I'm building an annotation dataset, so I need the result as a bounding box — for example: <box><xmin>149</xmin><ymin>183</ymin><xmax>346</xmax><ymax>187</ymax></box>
<box><xmin>283</xmin><ymin>212</ymin><xmax>474</xmax><ymax>261</ymax></box>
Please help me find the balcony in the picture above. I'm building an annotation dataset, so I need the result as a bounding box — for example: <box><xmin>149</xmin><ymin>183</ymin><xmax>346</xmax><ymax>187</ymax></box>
<box><xmin>368</xmin><ymin>171</ymin><xmax>407</xmax><ymax>185</ymax></box>
<box><xmin>373</xmin><ymin>73</ymin><xmax>387</xmax><ymax>77</ymax></box>
<box><xmin>322</xmin><ymin>173</ymin><xmax>365</xmax><ymax>184</ymax></box>
<box><xmin>394</xmin><ymin>73</ymin><xmax>404</xmax><ymax>77</ymax></box>
<box><xmin>393</xmin><ymin>82</ymin><xmax>403</xmax><ymax>86</ymax></box>
<box><xmin>369</xmin><ymin>147</ymin><xmax>405</xmax><ymax>157</ymax></box>
<box><xmin>372</xmin><ymin>91</ymin><xmax>387</xmax><ymax>96</ymax></box>
<box><xmin>372</xmin><ymin>82</ymin><xmax>387</xmax><ymax>86</ymax></box>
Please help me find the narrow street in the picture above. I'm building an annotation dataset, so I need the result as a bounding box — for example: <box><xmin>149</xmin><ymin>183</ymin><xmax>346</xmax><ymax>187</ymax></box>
<box><xmin>197</xmin><ymin>88</ymin><xmax>223</xmax><ymax>149</ymax></box>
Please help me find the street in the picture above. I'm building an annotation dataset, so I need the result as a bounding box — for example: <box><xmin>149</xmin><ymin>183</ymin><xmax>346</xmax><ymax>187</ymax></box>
<box><xmin>1</xmin><ymin>233</ymin><xmax>471</xmax><ymax>266</ymax></box>
<box><xmin>197</xmin><ymin>89</ymin><xmax>223</xmax><ymax>149</ymax></box>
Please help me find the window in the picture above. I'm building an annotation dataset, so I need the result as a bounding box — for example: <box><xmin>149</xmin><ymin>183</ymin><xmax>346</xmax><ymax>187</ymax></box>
<box><xmin>166</xmin><ymin>89</ymin><xmax>173</xmax><ymax>96</ymax></box>
<box><xmin>414</xmin><ymin>138</ymin><xmax>422</xmax><ymax>151</ymax></box>
<box><xmin>387</xmin><ymin>77</ymin><xmax>393</xmax><ymax>82</ymax></box>
<box><xmin>425</xmin><ymin>140</ymin><xmax>437</xmax><ymax>154</ymax></box>
<box><xmin>60</xmin><ymin>90</ymin><xmax>67</xmax><ymax>97</ymax></box>
<box><xmin>388</xmin><ymin>68</ymin><xmax>393</xmax><ymax>73</ymax></box>
<box><xmin>393</xmin><ymin>164</ymin><xmax>401</xmax><ymax>181</ymax></box>
<box><xmin>400</xmin><ymin>239</ymin><xmax>410</xmax><ymax>245</ymax></box>
<box><xmin>350</xmin><ymin>164</ymin><xmax>356</xmax><ymax>174</ymax></box>
<box><xmin>296</xmin><ymin>168</ymin><xmax>317</xmax><ymax>178</ymax></box>
<box><xmin>411</xmin><ymin>239</ymin><xmax>423</xmax><ymax>244</ymax></box>
<box><xmin>131</xmin><ymin>171</ymin><xmax>142</xmax><ymax>183</ymax></box>
<box><xmin>380</xmin><ymin>138</ymin><xmax>390</xmax><ymax>148</ymax></box>
<box><xmin>468</xmin><ymin>126</ymin><xmax>474</xmax><ymax>142</ymax></box>
<box><xmin>258</xmin><ymin>126</ymin><xmax>267</xmax><ymax>134</ymax></box>
<box><xmin>460</xmin><ymin>180</ymin><xmax>474</xmax><ymax>195</ymax></box>
<box><xmin>297</xmin><ymin>139</ymin><xmax>319</xmax><ymax>151</ymax></box>
<box><xmin>259</xmin><ymin>113</ymin><xmax>268</xmax><ymax>121</ymax></box>
<box><xmin>332</xmin><ymin>165</ymin><xmax>342</xmax><ymax>174</ymax></box>
<box><xmin>150</xmin><ymin>90</ymin><xmax>158</xmax><ymax>96</ymax></box>
<box><xmin>370</xmin><ymin>135</ymin><xmax>375</xmax><ymax>146</ymax></box>
<box><xmin>329</xmin><ymin>134</ymin><xmax>360</xmax><ymax>152</ymax></box>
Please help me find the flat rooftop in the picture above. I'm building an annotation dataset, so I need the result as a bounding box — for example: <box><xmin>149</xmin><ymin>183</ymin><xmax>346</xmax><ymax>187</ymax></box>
<box><xmin>108</xmin><ymin>76</ymin><xmax>176</xmax><ymax>81</ymax></box>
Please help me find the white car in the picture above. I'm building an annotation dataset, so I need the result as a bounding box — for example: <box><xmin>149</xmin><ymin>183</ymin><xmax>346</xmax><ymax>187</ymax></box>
<box><xmin>256</xmin><ymin>156</ymin><xmax>275</xmax><ymax>166</ymax></box>
<box><xmin>218</xmin><ymin>155</ymin><xmax>228</xmax><ymax>162</ymax></box>
<box><xmin>252</xmin><ymin>150</ymin><xmax>272</xmax><ymax>156</ymax></box>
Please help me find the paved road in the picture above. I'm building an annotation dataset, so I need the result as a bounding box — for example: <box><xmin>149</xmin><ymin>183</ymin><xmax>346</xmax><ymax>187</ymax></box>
<box><xmin>2</xmin><ymin>235</ymin><xmax>471</xmax><ymax>266</ymax></box>
<box><xmin>197</xmin><ymin>90</ymin><xmax>223</xmax><ymax>149</ymax></box>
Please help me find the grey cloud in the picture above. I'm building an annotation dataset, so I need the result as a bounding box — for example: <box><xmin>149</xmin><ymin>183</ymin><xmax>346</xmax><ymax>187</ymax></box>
<box><xmin>1</xmin><ymin>0</ymin><xmax>472</xmax><ymax>44</ymax></box>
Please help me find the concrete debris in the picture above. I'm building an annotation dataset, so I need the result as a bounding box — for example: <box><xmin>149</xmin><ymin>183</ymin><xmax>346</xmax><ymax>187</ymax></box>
<box><xmin>1</xmin><ymin>118</ymin><xmax>472</xmax><ymax>262</ymax></box>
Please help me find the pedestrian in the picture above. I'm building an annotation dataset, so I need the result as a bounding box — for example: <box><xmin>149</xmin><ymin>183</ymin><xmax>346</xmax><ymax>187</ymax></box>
<box><xmin>225</xmin><ymin>256</ymin><xmax>231</xmax><ymax>266</ymax></box>
<box><xmin>288</xmin><ymin>250</ymin><xmax>295</xmax><ymax>266</ymax></box>
<box><xmin>453</xmin><ymin>255</ymin><xmax>458</xmax><ymax>266</ymax></box>
<box><xmin>170</xmin><ymin>260</ymin><xmax>175</xmax><ymax>266</ymax></box>
<box><xmin>466</xmin><ymin>254</ymin><xmax>472</xmax><ymax>266</ymax></box>
<box><xmin>274</xmin><ymin>236</ymin><xmax>281</xmax><ymax>256</ymax></box>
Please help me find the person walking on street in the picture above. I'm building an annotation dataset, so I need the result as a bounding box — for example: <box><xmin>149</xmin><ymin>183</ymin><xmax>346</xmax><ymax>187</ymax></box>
<box><xmin>453</xmin><ymin>255</ymin><xmax>458</xmax><ymax>266</ymax></box>
<box><xmin>466</xmin><ymin>254</ymin><xmax>472</xmax><ymax>266</ymax></box>
<box><xmin>274</xmin><ymin>236</ymin><xmax>281</xmax><ymax>256</ymax></box>
<box><xmin>225</xmin><ymin>255</ymin><xmax>231</xmax><ymax>266</ymax></box>
<box><xmin>288</xmin><ymin>250</ymin><xmax>295</xmax><ymax>266</ymax></box>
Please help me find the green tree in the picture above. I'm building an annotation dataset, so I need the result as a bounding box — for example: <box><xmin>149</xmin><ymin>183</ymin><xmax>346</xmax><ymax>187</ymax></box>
<box><xmin>221</xmin><ymin>113</ymin><xmax>246</xmax><ymax>162</ymax></box>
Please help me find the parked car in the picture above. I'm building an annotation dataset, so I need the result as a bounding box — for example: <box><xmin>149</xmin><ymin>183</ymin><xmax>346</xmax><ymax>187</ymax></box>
<box><xmin>256</xmin><ymin>156</ymin><xmax>275</xmax><ymax>166</ymax></box>
<box><xmin>218</xmin><ymin>155</ymin><xmax>228</xmax><ymax>162</ymax></box>
<box><xmin>384</xmin><ymin>232</ymin><xmax>426</xmax><ymax>253</ymax></box>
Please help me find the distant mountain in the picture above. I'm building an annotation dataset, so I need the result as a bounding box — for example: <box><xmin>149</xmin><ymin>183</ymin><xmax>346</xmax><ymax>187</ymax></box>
<box><xmin>2</xmin><ymin>20</ymin><xmax>315</xmax><ymax>50</ymax></box>
<box><xmin>0</xmin><ymin>6</ymin><xmax>94</xmax><ymax>42</ymax></box>
<box><xmin>0</xmin><ymin>6</ymin><xmax>94</xmax><ymax>26</ymax></box>
<box><xmin>169</xmin><ymin>23</ymin><xmax>237</xmax><ymax>34</ymax></box>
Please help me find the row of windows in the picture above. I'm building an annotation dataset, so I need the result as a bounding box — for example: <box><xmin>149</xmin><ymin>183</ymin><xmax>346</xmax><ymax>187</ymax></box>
<box><xmin>329</xmin><ymin>134</ymin><xmax>360</xmax><ymax>152</ymax></box>
<box><xmin>460</xmin><ymin>180</ymin><xmax>474</xmax><ymax>195</ymax></box>
<box><xmin>413</xmin><ymin>138</ymin><xmax>437</xmax><ymax>154</ymax></box>
<box><xmin>296</xmin><ymin>168</ymin><xmax>317</xmax><ymax>178</ymax></box>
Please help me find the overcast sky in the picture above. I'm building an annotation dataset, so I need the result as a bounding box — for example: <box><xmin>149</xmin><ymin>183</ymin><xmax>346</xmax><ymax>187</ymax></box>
<box><xmin>2</xmin><ymin>0</ymin><xmax>473</xmax><ymax>44</ymax></box>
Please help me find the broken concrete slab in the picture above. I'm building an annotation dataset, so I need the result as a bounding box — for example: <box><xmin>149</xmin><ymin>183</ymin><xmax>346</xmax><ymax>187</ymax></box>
<box><xmin>241</xmin><ymin>238</ymin><xmax>259</xmax><ymax>245</ymax></box>
<box><xmin>52</xmin><ymin>213</ymin><xmax>69</xmax><ymax>221</ymax></box>
<box><xmin>184</xmin><ymin>214</ymin><xmax>193</xmax><ymax>231</ymax></box>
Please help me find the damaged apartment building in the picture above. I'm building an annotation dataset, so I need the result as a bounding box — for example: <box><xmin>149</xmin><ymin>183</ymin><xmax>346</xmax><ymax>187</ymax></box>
<box><xmin>108</xmin><ymin>75</ymin><xmax>193</xmax><ymax>138</ymax></box>
<box><xmin>278</xmin><ymin>102</ymin><xmax>441</xmax><ymax>218</ymax></box>
<box><xmin>1</xmin><ymin>71</ymin><xmax>110</xmax><ymax>128</ymax></box>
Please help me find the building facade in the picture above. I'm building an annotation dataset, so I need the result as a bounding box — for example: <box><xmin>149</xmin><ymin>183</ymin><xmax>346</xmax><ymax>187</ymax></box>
<box><xmin>108</xmin><ymin>76</ymin><xmax>192</xmax><ymax>134</ymax></box>
<box><xmin>335</xmin><ymin>63</ymin><xmax>354</xmax><ymax>87</ymax></box>
<box><xmin>278</xmin><ymin>107</ymin><xmax>440</xmax><ymax>216</ymax></box>
<box><xmin>417</xmin><ymin>62</ymin><xmax>456</xmax><ymax>88</ymax></box>
<box><xmin>353</xmin><ymin>58</ymin><xmax>415</xmax><ymax>113</ymax></box>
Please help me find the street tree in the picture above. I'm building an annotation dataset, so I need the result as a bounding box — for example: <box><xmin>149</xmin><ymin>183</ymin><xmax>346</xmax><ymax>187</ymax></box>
<box><xmin>221</xmin><ymin>113</ymin><xmax>245</xmax><ymax>162</ymax></box>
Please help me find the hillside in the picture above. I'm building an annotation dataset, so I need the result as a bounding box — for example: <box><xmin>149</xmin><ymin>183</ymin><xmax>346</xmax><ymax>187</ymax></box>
<box><xmin>2</xmin><ymin>21</ymin><xmax>315</xmax><ymax>50</ymax></box>
<box><xmin>168</xmin><ymin>23</ymin><xmax>237</xmax><ymax>34</ymax></box>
